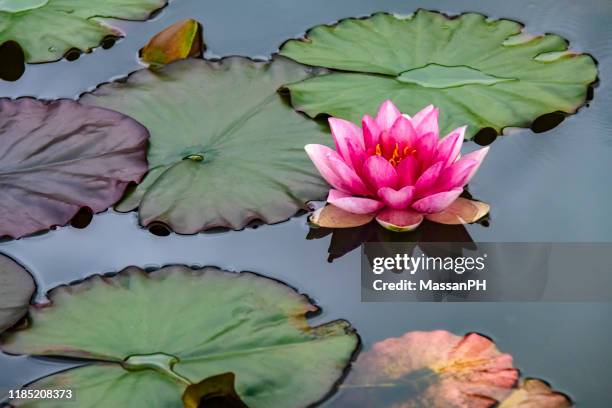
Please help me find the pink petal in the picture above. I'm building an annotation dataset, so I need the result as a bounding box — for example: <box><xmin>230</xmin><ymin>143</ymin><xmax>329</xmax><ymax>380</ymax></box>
<box><xmin>329</xmin><ymin>117</ymin><xmax>365</xmax><ymax>165</ymax></box>
<box><xmin>376</xmin><ymin>100</ymin><xmax>402</xmax><ymax>130</ymax></box>
<box><xmin>461</xmin><ymin>146</ymin><xmax>490</xmax><ymax>183</ymax></box>
<box><xmin>362</xmin><ymin>114</ymin><xmax>380</xmax><ymax>149</ymax></box>
<box><xmin>436</xmin><ymin>126</ymin><xmax>466</xmax><ymax>167</ymax></box>
<box><xmin>414</xmin><ymin>131</ymin><xmax>438</xmax><ymax>167</ymax></box>
<box><xmin>396</xmin><ymin>155</ymin><xmax>419</xmax><ymax>187</ymax></box>
<box><xmin>389</xmin><ymin>115</ymin><xmax>417</xmax><ymax>149</ymax></box>
<box><xmin>376</xmin><ymin>208</ymin><xmax>424</xmax><ymax>232</ymax></box>
<box><xmin>328</xmin><ymin>154</ymin><xmax>371</xmax><ymax>196</ymax></box>
<box><xmin>415</xmin><ymin>161</ymin><xmax>444</xmax><ymax>194</ymax></box>
<box><xmin>305</xmin><ymin>144</ymin><xmax>369</xmax><ymax>196</ymax></box>
<box><xmin>411</xmin><ymin>105</ymin><xmax>439</xmax><ymax>138</ymax></box>
<box><xmin>363</xmin><ymin>155</ymin><xmax>398</xmax><ymax>191</ymax></box>
<box><xmin>327</xmin><ymin>189</ymin><xmax>384</xmax><ymax>215</ymax></box>
<box><xmin>436</xmin><ymin>159</ymin><xmax>478</xmax><ymax>191</ymax></box>
<box><xmin>377</xmin><ymin>186</ymin><xmax>415</xmax><ymax>209</ymax></box>
<box><xmin>411</xmin><ymin>188</ymin><xmax>464</xmax><ymax>214</ymax></box>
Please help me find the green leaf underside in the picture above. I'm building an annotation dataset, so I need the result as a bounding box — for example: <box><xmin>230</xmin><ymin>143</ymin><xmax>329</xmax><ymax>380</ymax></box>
<box><xmin>0</xmin><ymin>254</ymin><xmax>35</xmax><ymax>334</ymax></box>
<box><xmin>2</xmin><ymin>266</ymin><xmax>358</xmax><ymax>408</ymax></box>
<box><xmin>280</xmin><ymin>10</ymin><xmax>597</xmax><ymax>139</ymax></box>
<box><xmin>81</xmin><ymin>57</ymin><xmax>331</xmax><ymax>233</ymax></box>
<box><xmin>0</xmin><ymin>0</ymin><xmax>168</xmax><ymax>63</ymax></box>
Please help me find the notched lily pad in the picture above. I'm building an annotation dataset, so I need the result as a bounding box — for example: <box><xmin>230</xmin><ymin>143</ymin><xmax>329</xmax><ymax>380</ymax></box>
<box><xmin>0</xmin><ymin>0</ymin><xmax>168</xmax><ymax>63</ymax></box>
<box><xmin>336</xmin><ymin>330</ymin><xmax>518</xmax><ymax>407</ymax></box>
<box><xmin>140</xmin><ymin>19</ymin><xmax>204</xmax><ymax>66</ymax></box>
<box><xmin>0</xmin><ymin>98</ymin><xmax>149</xmax><ymax>239</ymax></box>
<box><xmin>0</xmin><ymin>254</ymin><xmax>35</xmax><ymax>334</ymax></box>
<box><xmin>1</xmin><ymin>265</ymin><xmax>359</xmax><ymax>407</ymax></box>
<box><xmin>81</xmin><ymin>56</ymin><xmax>332</xmax><ymax>233</ymax></box>
<box><xmin>183</xmin><ymin>372</ymin><xmax>250</xmax><ymax>408</ymax></box>
<box><xmin>280</xmin><ymin>10</ymin><xmax>598</xmax><ymax>139</ymax></box>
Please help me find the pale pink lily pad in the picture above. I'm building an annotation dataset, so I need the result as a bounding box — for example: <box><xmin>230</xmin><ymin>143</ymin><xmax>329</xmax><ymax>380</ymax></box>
<box><xmin>337</xmin><ymin>330</ymin><xmax>519</xmax><ymax>407</ymax></box>
<box><xmin>499</xmin><ymin>379</ymin><xmax>572</xmax><ymax>408</ymax></box>
<box><xmin>425</xmin><ymin>197</ymin><xmax>490</xmax><ymax>225</ymax></box>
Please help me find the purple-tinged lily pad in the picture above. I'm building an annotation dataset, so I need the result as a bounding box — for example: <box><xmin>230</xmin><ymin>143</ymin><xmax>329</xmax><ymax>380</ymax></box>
<box><xmin>0</xmin><ymin>254</ymin><xmax>35</xmax><ymax>334</ymax></box>
<box><xmin>0</xmin><ymin>98</ymin><xmax>149</xmax><ymax>239</ymax></box>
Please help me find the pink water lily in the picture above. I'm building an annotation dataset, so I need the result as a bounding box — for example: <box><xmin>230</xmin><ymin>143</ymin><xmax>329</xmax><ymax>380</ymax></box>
<box><xmin>306</xmin><ymin>100</ymin><xmax>490</xmax><ymax>231</ymax></box>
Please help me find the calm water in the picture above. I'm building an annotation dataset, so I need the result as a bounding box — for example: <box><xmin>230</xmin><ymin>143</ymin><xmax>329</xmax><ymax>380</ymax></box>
<box><xmin>1</xmin><ymin>0</ymin><xmax>612</xmax><ymax>406</ymax></box>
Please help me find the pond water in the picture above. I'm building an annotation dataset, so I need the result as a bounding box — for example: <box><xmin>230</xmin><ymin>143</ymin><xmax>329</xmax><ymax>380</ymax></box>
<box><xmin>1</xmin><ymin>0</ymin><xmax>612</xmax><ymax>406</ymax></box>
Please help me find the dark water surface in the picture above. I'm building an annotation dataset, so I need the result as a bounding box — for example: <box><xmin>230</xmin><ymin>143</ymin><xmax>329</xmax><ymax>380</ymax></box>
<box><xmin>1</xmin><ymin>0</ymin><xmax>612</xmax><ymax>406</ymax></box>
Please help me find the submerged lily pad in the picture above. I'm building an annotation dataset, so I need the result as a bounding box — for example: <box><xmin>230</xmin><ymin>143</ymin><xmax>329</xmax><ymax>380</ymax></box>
<box><xmin>81</xmin><ymin>57</ymin><xmax>331</xmax><ymax>233</ymax></box>
<box><xmin>0</xmin><ymin>254</ymin><xmax>35</xmax><ymax>334</ymax></box>
<box><xmin>0</xmin><ymin>98</ymin><xmax>149</xmax><ymax>239</ymax></box>
<box><xmin>336</xmin><ymin>330</ymin><xmax>518</xmax><ymax>407</ymax></box>
<box><xmin>1</xmin><ymin>266</ymin><xmax>358</xmax><ymax>407</ymax></box>
<box><xmin>0</xmin><ymin>0</ymin><xmax>167</xmax><ymax>63</ymax></box>
<box><xmin>280</xmin><ymin>10</ymin><xmax>598</xmax><ymax>139</ymax></box>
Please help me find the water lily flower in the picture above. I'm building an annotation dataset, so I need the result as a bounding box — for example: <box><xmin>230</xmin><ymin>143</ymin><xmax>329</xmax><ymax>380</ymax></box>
<box><xmin>306</xmin><ymin>100</ymin><xmax>490</xmax><ymax>231</ymax></box>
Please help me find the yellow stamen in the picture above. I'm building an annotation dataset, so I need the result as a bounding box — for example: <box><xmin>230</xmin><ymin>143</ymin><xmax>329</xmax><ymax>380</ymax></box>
<box><xmin>375</xmin><ymin>144</ymin><xmax>382</xmax><ymax>156</ymax></box>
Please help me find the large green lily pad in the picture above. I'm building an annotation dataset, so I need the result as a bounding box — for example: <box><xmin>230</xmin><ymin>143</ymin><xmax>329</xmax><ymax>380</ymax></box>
<box><xmin>280</xmin><ymin>10</ymin><xmax>598</xmax><ymax>139</ymax></box>
<box><xmin>0</xmin><ymin>254</ymin><xmax>35</xmax><ymax>334</ymax></box>
<box><xmin>81</xmin><ymin>56</ymin><xmax>331</xmax><ymax>233</ymax></box>
<box><xmin>0</xmin><ymin>0</ymin><xmax>168</xmax><ymax>63</ymax></box>
<box><xmin>1</xmin><ymin>266</ymin><xmax>358</xmax><ymax>407</ymax></box>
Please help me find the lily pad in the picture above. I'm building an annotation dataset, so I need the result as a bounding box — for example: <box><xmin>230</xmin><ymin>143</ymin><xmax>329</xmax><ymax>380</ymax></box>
<box><xmin>280</xmin><ymin>10</ymin><xmax>598</xmax><ymax>139</ymax></box>
<box><xmin>81</xmin><ymin>56</ymin><xmax>331</xmax><ymax>233</ymax></box>
<box><xmin>0</xmin><ymin>254</ymin><xmax>35</xmax><ymax>334</ymax></box>
<box><xmin>0</xmin><ymin>0</ymin><xmax>168</xmax><ymax>63</ymax></box>
<box><xmin>499</xmin><ymin>378</ymin><xmax>572</xmax><ymax>408</ymax></box>
<box><xmin>336</xmin><ymin>330</ymin><xmax>518</xmax><ymax>407</ymax></box>
<box><xmin>1</xmin><ymin>266</ymin><xmax>359</xmax><ymax>407</ymax></box>
<box><xmin>0</xmin><ymin>98</ymin><xmax>149</xmax><ymax>239</ymax></box>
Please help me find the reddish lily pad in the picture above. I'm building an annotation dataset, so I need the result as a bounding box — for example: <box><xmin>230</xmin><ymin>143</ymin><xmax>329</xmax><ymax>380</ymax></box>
<box><xmin>499</xmin><ymin>379</ymin><xmax>572</xmax><ymax>408</ymax></box>
<box><xmin>0</xmin><ymin>98</ymin><xmax>149</xmax><ymax>239</ymax></box>
<box><xmin>336</xmin><ymin>330</ymin><xmax>518</xmax><ymax>407</ymax></box>
<box><xmin>0</xmin><ymin>254</ymin><xmax>35</xmax><ymax>334</ymax></box>
<box><xmin>140</xmin><ymin>19</ymin><xmax>204</xmax><ymax>66</ymax></box>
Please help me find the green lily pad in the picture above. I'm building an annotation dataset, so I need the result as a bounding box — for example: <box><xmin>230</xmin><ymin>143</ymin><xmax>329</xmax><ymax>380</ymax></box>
<box><xmin>0</xmin><ymin>254</ymin><xmax>35</xmax><ymax>334</ymax></box>
<box><xmin>1</xmin><ymin>266</ymin><xmax>358</xmax><ymax>407</ymax></box>
<box><xmin>280</xmin><ymin>10</ymin><xmax>598</xmax><ymax>139</ymax></box>
<box><xmin>0</xmin><ymin>0</ymin><xmax>168</xmax><ymax>63</ymax></box>
<box><xmin>81</xmin><ymin>56</ymin><xmax>331</xmax><ymax>233</ymax></box>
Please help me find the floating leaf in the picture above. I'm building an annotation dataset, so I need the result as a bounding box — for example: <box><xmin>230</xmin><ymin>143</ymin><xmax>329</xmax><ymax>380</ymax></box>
<box><xmin>0</xmin><ymin>254</ymin><xmax>35</xmax><ymax>334</ymax></box>
<box><xmin>0</xmin><ymin>98</ymin><xmax>149</xmax><ymax>239</ymax></box>
<box><xmin>499</xmin><ymin>378</ymin><xmax>572</xmax><ymax>408</ymax></box>
<box><xmin>81</xmin><ymin>57</ymin><xmax>331</xmax><ymax>233</ymax></box>
<box><xmin>140</xmin><ymin>19</ymin><xmax>204</xmax><ymax>65</ymax></box>
<box><xmin>2</xmin><ymin>266</ymin><xmax>358</xmax><ymax>407</ymax></box>
<box><xmin>280</xmin><ymin>10</ymin><xmax>597</xmax><ymax>139</ymax></box>
<box><xmin>336</xmin><ymin>330</ymin><xmax>518</xmax><ymax>407</ymax></box>
<box><xmin>0</xmin><ymin>0</ymin><xmax>167</xmax><ymax>63</ymax></box>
